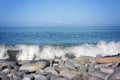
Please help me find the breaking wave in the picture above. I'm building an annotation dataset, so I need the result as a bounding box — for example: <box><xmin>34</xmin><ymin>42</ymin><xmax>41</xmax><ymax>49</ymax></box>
<box><xmin>0</xmin><ymin>41</ymin><xmax>120</xmax><ymax>60</ymax></box>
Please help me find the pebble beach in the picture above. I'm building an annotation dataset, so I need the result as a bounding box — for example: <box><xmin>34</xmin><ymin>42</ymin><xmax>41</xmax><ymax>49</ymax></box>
<box><xmin>1</xmin><ymin>54</ymin><xmax>120</xmax><ymax>80</ymax></box>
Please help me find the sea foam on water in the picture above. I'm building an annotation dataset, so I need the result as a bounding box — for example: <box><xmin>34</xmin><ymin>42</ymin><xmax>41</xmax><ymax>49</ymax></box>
<box><xmin>0</xmin><ymin>41</ymin><xmax>120</xmax><ymax>60</ymax></box>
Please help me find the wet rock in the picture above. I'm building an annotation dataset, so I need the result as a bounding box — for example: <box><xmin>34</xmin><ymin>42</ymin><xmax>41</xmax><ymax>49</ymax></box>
<box><xmin>19</xmin><ymin>60</ymin><xmax>50</xmax><ymax>72</ymax></box>
<box><xmin>0</xmin><ymin>75</ymin><xmax>10</xmax><ymax>80</ymax></box>
<box><xmin>96</xmin><ymin>57</ymin><xmax>120</xmax><ymax>64</ymax></box>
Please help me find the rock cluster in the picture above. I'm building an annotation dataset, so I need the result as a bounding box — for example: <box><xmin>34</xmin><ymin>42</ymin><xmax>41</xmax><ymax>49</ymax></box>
<box><xmin>1</xmin><ymin>54</ymin><xmax>120</xmax><ymax>80</ymax></box>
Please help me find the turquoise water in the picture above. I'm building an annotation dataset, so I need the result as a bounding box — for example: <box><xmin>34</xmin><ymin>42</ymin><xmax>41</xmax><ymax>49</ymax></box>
<box><xmin>0</xmin><ymin>26</ymin><xmax>120</xmax><ymax>45</ymax></box>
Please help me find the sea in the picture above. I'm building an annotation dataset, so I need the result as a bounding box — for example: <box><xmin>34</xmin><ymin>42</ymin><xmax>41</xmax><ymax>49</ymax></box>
<box><xmin>0</xmin><ymin>26</ymin><xmax>120</xmax><ymax>60</ymax></box>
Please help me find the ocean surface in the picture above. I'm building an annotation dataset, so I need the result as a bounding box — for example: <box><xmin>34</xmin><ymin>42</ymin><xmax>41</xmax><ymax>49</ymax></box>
<box><xmin>0</xmin><ymin>26</ymin><xmax>120</xmax><ymax>60</ymax></box>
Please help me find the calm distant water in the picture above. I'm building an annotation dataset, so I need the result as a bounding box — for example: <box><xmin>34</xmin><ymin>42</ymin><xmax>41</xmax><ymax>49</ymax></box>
<box><xmin>0</xmin><ymin>26</ymin><xmax>120</xmax><ymax>45</ymax></box>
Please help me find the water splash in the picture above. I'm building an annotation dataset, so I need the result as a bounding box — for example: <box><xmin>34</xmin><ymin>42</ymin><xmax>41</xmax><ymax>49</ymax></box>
<box><xmin>0</xmin><ymin>41</ymin><xmax>120</xmax><ymax>60</ymax></box>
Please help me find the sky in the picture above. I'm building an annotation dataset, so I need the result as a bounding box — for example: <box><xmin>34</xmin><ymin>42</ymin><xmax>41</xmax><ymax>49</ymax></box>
<box><xmin>0</xmin><ymin>0</ymin><xmax>120</xmax><ymax>26</ymax></box>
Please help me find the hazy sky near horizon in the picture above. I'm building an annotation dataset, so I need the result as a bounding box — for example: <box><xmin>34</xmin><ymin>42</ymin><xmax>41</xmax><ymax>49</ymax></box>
<box><xmin>0</xmin><ymin>0</ymin><xmax>120</xmax><ymax>26</ymax></box>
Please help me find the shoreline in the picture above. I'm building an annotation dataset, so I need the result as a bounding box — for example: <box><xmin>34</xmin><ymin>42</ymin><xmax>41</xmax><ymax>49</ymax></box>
<box><xmin>1</xmin><ymin>54</ymin><xmax>120</xmax><ymax>80</ymax></box>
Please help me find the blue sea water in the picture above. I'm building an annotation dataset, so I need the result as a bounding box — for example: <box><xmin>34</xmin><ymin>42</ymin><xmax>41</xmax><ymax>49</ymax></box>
<box><xmin>0</xmin><ymin>26</ymin><xmax>120</xmax><ymax>60</ymax></box>
<box><xmin>0</xmin><ymin>26</ymin><xmax>120</xmax><ymax>45</ymax></box>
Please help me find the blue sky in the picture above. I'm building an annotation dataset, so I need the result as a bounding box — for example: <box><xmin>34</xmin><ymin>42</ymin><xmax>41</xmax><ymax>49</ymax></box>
<box><xmin>0</xmin><ymin>0</ymin><xmax>120</xmax><ymax>26</ymax></box>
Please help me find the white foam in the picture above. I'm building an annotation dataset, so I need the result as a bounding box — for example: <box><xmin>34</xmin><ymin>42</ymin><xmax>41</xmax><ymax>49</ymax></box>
<box><xmin>0</xmin><ymin>41</ymin><xmax>120</xmax><ymax>60</ymax></box>
<box><xmin>0</xmin><ymin>45</ymin><xmax>9</xmax><ymax>59</ymax></box>
<box><xmin>15</xmin><ymin>44</ymin><xmax>40</xmax><ymax>60</ymax></box>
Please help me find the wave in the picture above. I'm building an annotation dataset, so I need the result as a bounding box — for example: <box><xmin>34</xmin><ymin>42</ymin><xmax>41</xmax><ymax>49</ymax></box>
<box><xmin>0</xmin><ymin>41</ymin><xmax>120</xmax><ymax>60</ymax></box>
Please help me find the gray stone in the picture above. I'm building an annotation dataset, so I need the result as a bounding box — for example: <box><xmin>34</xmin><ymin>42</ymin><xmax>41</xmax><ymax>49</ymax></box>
<box><xmin>22</xmin><ymin>74</ymin><xmax>34</xmax><ymax>80</ymax></box>
<box><xmin>19</xmin><ymin>60</ymin><xmax>50</xmax><ymax>72</ymax></box>
<box><xmin>60</xmin><ymin>69</ymin><xmax>81</xmax><ymax>79</ymax></box>
<box><xmin>0</xmin><ymin>75</ymin><xmax>10</xmax><ymax>80</ymax></box>
<box><xmin>76</xmin><ymin>56</ymin><xmax>95</xmax><ymax>64</ymax></box>
<box><xmin>3</xmin><ymin>68</ymin><xmax>10</xmax><ymax>74</ymax></box>
<box><xmin>18</xmin><ymin>60</ymin><xmax>30</xmax><ymax>65</ymax></box>
<box><xmin>0</xmin><ymin>60</ymin><xmax>16</xmax><ymax>69</ymax></box>
<box><xmin>88</xmin><ymin>63</ymin><xmax>97</xmax><ymax>72</ymax></box>
<box><xmin>12</xmin><ymin>73</ymin><xmax>22</xmax><ymax>80</ymax></box>
<box><xmin>64</xmin><ymin>59</ymin><xmax>77</xmax><ymax>70</ymax></box>
<box><xmin>11</xmin><ymin>72</ymin><xmax>24</xmax><ymax>80</ymax></box>
<box><xmin>100</xmin><ymin>66</ymin><xmax>114</xmax><ymax>74</ymax></box>
<box><xmin>96</xmin><ymin>54</ymin><xmax>102</xmax><ymax>59</ymax></box>
<box><xmin>92</xmin><ymin>70</ymin><xmax>108</xmax><ymax>79</ymax></box>
<box><xmin>105</xmin><ymin>69</ymin><xmax>120</xmax><ymax>80</ymax></box>
<box><xmin>50</xmin><ymin>75</ymin><xmax>69</xmax><ymax>80</ymax></box>
<box><xmin>88</xmin><ymin>76</ymin><xmax>104</xmax><ymax>80</ymax></box>
<box><xmin>36</xmin><ymin>69</ymin><xmax>46</xmax><ymax>75</ymax></box>
<box><xmin>0</xmin><ymin>71</ymin><xmax>6</xmax><ymax>75</ymax></box>
<box><xmin>34</xmin><ymin>75</ymin><xmax>48</xmax><ymax>80</ymax></box>
<box><xmin>44</xmin><ymin>67</ymin><xmax>59</xmax><ymax>76</ymax></box>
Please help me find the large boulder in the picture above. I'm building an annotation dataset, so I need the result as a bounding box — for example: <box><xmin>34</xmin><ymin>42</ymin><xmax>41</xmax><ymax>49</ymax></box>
<box><xmin>19</xmin><ymin>60</ymin><xmax>50</xmax><ymax>72</ymax></box>
<box><xmin>96</xmin><ymin>57</ymin><xmax>120</xmax><ymax>64</ymax></box>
